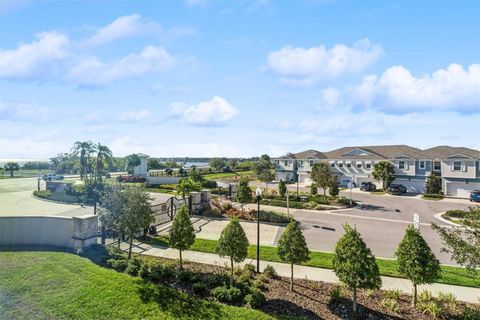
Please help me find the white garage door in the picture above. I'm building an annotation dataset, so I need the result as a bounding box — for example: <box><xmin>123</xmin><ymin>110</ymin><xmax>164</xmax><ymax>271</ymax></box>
<box><xmin>394</xmin><ymin>179</ymin><xmax>425</xmax><ymax>193</ymax></box>
<box><xmin>446</xmin><ymin>182</ymin><xmax>480</xmax><ymax>198</ymax></box>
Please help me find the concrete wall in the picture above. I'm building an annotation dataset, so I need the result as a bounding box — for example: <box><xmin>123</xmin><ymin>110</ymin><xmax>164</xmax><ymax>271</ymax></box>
<box><xmin>0</xmin><ymin>215</ymin><xmax>97</xmax><ymax>251</ymax></box>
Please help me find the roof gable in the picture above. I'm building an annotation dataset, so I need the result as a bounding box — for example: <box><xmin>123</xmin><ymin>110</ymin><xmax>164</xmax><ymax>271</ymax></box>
<box><xmin>342</xmin><ymin>148</ymin><xmax>376</xmax><ymax>157</ymax></box>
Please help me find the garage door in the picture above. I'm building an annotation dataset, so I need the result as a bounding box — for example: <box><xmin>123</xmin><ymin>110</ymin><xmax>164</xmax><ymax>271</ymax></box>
<box><xmin>446</xmin><ymin>182</ymin><xmax>480</xmax><ymax>198</ymax></box>
<box><xmin>394</xmin><ymin>179</ymin><xmax>425</xmax><ymax>193</ymax></box>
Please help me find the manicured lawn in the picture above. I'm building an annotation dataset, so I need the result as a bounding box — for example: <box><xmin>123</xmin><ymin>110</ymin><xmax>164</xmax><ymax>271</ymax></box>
<box><xmin>421</xmin><ymin>195</ymin><xmax>444</xmax><ymax>201</ymax></box>
<box><xmin>370</xmin><ymin>190</ymin><xmax>387</xmax><ymax>195</ymax></box>
<box><xmin>147</xmin><ymin>237</ymin><xmax>480</xmax><ymax>288</ymax></box>
<box><xmin>203</xmin><ymin>170</ymin><xmax>253</xmax><ymax>180</ymax></box>
<box><xmin>0</xmin><ymin>251</ymin><xmax>275</xmax><ymax>320</ymax></box>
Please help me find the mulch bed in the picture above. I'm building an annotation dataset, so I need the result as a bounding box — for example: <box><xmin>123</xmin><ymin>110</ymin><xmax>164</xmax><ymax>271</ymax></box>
<box><xmin>146</xmin><ymin>256</ymin><xmax>476</xmax><ymax>320</ymax></box>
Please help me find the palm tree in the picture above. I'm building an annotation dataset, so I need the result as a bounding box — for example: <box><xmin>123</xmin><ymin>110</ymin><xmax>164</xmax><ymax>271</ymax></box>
<box><xmin>95</xmin><ymin>143</ymin><xmax>113</xmax><ymax>182</ymax></box>
<box><xmin>71</xmin><ymin>141</ymin><xmax>95</xmax><ymax>181</ymax></box>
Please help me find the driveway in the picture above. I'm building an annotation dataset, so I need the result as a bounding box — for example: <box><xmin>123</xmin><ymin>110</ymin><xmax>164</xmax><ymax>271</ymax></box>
<box><xmin>247</xmin><ymin>180</ymin><xmax>475</xmax><ymax>265</ymax></box>
<box><xmin>0</xmin><ymin>177</ymin><xmax>91</xmax><ymax>217</ymax></box>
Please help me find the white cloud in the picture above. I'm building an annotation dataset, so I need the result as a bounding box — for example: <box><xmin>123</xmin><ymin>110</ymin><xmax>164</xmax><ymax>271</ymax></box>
<box><xmin>119</xmin><ymin>109</ymin><xmax>150</xmax><ymax>123</ymax></box>
<box><xmin>170</xmin><ymin>96</ymin><xmax>238</xmax><ymax>126</ymax></box>
<box><xmin>67</xmin><ymin>45</ymin><xmax>175</xmax><ymax>87</ymax></box>
<box><xmin>267</xmin><ymin>38</ymin><xmax>383</xmax><ymax>85</ymax></box>
<box><xmin>318</xmin><ymin>87</ymin><xmax>343</xmax><ymax>111</ymax></box>
<box><xmin>83</xmin><ymin>14</ymin><xmax>161</xmax><ymax>47</ymax></box>
<box><xmin>0</xmin><ymin>101</ymin><xmax>51</xmax><ymax>122</ymax></box>
<box><xmin>353</xmin><ymin>63</ymin><xmax>480</xmax><ymax>113</ymax></box>
<box><xmin>0</xmin><ymin>31</ymin><xmax>69</xmax><ymax>79</ymax></box>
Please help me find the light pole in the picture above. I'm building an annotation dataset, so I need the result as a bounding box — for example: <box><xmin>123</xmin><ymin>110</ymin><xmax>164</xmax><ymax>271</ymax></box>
<box><xmin>255</xmin><ymin>187</ymin><xmax>263</xmax><ymax>273</ymax></box>
<box><xmin>286</xmin><ymin>191</ymin><xmax>290</xmax><ymax>215</ymax></box>
<box><xmin>37</xmin><ymin>176</ymin><xmax>41</xmax><ymax>191</ymax></box>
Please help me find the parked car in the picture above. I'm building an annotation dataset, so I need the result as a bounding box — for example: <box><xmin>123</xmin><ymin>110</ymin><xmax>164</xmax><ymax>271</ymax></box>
<box><xmin>43</xmin><ymin>174</ymin><xmax>64</xmax><ymax>181</ymax></box>
<box><xmin>339</xmin><ymin>179</ymin><xmax>356</xmax><ymax>188</ymax></box>
<box><xmin>470</xmin><ymin>190</ymin><xmax>480</xmax><ymax>202</ymax></box>
<box><xmin>388</xmin><ymin>184</ymin><xmax>407</xmax><ymax>195</ymax></box>
<box><xmin>360</xmin><ymin>182</ymin><xmax>376</xmax><ymax>192</ymax></box>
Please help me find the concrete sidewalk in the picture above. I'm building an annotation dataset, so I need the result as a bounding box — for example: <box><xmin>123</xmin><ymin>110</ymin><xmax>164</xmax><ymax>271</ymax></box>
<box><xmin>125</xmin><ymin>241</ymin><xmax>480</xmax><ymax>304</ymax></box>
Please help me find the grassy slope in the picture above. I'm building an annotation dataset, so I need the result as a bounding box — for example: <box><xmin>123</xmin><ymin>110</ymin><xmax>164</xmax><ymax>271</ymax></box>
<box><xmin>0</xmin><ymin>251</ymin><xmax>274</xmax><ymax>320</ymax></box>
<box><xmin>203</xmin><ymin>171</ymin><xmax>253</xmax><ymax>180</ymax></box>
<box><xmin>149</xmin><ymin>237</ymin><xmax>480</xmax><ymax>288</ymax></box>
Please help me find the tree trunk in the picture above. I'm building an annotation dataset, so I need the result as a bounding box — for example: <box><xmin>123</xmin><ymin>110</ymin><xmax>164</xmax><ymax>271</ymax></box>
<box><xmin>230</xmin><ymin>257</ymin><xmax>234</xmax><ymax>287</ymax></box>
<box><xmin>412</xmin><ymin>283</ymin><xmax>417</xmax><ymax>307</ymax></box>
<box><xmin>10</xmin><ymin>170</ymin><xmax>13</xmax><ymax>177</ymax></box>
<box><xmin>323</xmin><ymin>187</ymin><xmax>326</xmax><ymax>196</ymax></box>
<box><xmin>128</xmin><ymin>232</ymin><xmax>133</xmax><ymax>259</ymax></box>
<box><xmin>352</xmin><ymin>286</ymin><xmax>357</xmax><ymax>314</ymax></box>
<box><xmin>290</xmin><ymin>263</ymin><xmax>294</xmax><ymax>291</ymax></box>
<box><xmin>179</xmin><ymin>249</ymin><xmax>183</xmax><ymax>270</ymax></box>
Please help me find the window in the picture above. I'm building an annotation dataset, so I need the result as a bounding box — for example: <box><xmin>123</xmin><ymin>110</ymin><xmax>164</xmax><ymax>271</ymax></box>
<box><xmin>398</xmin><ymin>161</ymin><xmax>405</xmax><ymax>169</ymax></box>
<box><xmin>346</xmin><ymin>163</ymin><xmax>351</xmax><ymax>168</ymax></box>
<box><xmin>275</xmin><ymin>160</ymin><xmax>279</xmax><ymax>165</ymax></box>
<box><xmin>419</xmin><ymin>161</ymin><xmax>425</xmax><ymax>169</ymax></box>
<box><xmin>357</xmin><ymin>163</ymin><xmax>362</xmax><ymax>168</ymax></box>
<box><xmin>338</xmin><ymin>163</ymin><xmax>343</xmax><ymax>168</ymax></box>
<box><xmin>453</xmin><ymin>161</ymin><xmax>462</xmax><ymax>171</ymax></box>
<box><xmin>434</xmin><ymin>161</ymin><xmax>441</xmax><ymax>171</ymax></box>
<box><xmin>299</xmin><ymin>160</ymin><xmax>304</xmax><ymax>166</ymax></box>
<box><xmin>284</xmin><ymin>160</ymin><xmax>288</xmax><ymax>166</ymax></box>
<box><xmin>310</xmin><ymin>160</ymin><xmax>314</xmax><ymax>166</ymax></box>
<box><xmin>330</xmin><ymin>163</ymin><xmax>335</xmax><ymax>167</ymax></box>
<box><xmin>366</xmin><ymin>163</ymin><xmax>371</xmax><ymax>169</ymax></box>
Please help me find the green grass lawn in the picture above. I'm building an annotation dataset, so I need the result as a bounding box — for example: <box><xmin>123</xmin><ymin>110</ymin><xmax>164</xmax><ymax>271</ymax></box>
<box><xmin>0</xmin><ymin>251</ymin><xmax>276</xmax><ymax>320</ymax></box>
<box><xmin>147</xmin><ymin>237</ymin><xmax>480</xmax><ymax>288</ymax></box>
<box><xmin>203</xmin><ymin>170</ymin><xmax>253</xmax><ymax>180</ymax></box>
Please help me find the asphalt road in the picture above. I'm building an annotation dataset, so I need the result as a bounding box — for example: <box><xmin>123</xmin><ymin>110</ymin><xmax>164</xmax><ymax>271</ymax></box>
<box><xmin>249</xmin><ymin>180</ymin><xmax>474</xmax><ymax>265</ymax></box>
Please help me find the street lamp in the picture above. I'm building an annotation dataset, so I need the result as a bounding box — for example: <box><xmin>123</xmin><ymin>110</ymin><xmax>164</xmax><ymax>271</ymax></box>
<box><xmin>37</xmin><ymin>176</ymin><xmax>41</xmax><ymax>191</ymax></box>
<box><xmin>255</xmin><ymin>187</ymin><xmax>263</xmax><ymax>273</ymax></box>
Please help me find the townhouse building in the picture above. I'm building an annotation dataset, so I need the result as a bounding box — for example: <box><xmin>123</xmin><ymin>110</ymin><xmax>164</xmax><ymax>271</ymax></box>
<box><xmin>273</xmin><ymin>145</ymin><xmax>480</xmax><ymax>198</ymax></box>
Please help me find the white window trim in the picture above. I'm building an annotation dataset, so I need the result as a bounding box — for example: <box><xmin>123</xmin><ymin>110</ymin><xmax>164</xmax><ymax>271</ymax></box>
<box><xmin>419</xmin><ymin>161</ymin><xmax>425</xmax><ymax>169</ymax></box>
<box><xmin>434</xmin><ymin>161</ymin><xmax>441</xmax><ymax>171</ymax></box>
<box><xmin>398</xmin><ymin>161</ymin><xmax>405</xmax><ymax>170</ymax></box>
<box><xmin>452</xmin><ymin>161</ymin><xmax>462</xmax><ymax>171</ymax></box>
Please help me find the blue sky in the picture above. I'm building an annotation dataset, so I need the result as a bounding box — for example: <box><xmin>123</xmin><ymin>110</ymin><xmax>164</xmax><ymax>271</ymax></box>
<box><xmin>0</xmin><ymin>0</ymin><xmax>479</xmax><ymax>158</ymax></box>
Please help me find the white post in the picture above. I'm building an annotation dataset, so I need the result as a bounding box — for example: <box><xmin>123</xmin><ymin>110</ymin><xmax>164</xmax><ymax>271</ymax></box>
<box><xmin>286</xmin><ymin>192</ymin><xmax>290</xmax><ymax>215</ymax></box>
<box><xmin>413</xmin><ymin>213</ymin><xmax>420</xmax><ymax>230</ymax></box>
<box><xmin>348</xmin><ymin>181</ymin><xmax>353</xmax><ymax>206</ymax></box>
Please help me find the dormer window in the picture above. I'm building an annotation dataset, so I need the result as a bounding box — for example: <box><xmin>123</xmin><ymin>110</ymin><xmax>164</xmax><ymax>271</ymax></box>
<box><xmin>338</xmin><ymin>163</ymin><xmax>343</xmax><ymax>168</ymax></box>
<box><xmin>346</xmin><ymin>163</ymin><xmax>351</xmax><ymax>168</ymax></box>
<box><xmin>398</xmin><ymin>161</ymin><xmax>405</xmax><ymax>169</ymax></box>
<box><xmin>356</xmin><ymin>163</ymin><xmax>362</xmax><ymax>168</ymax></box>
<box><xmin>434</xmin><ymin>161</ymin><xmax>441</xmax><ymax>171</ymax></box>
<box><xmin>284</xmin><ymin>160</ymin><xmax>289</xmax><ymax>166</ymax></box>
<box><xmin>310</xmin><ymin>160</ymin><xmax>314</xmax><ymax>166</ymax></box>
<box><xmin>453</xmin><ymin>161</ymin><xmax>462</xmax><ymax>171</ymax></box>
<box><xmin>366</xmin><ymin>163</ymin><xmax>371</xmax><ymax>169</ymax></box>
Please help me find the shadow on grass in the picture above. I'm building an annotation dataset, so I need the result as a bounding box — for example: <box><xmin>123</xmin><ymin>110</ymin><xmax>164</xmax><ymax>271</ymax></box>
<box><xmin>327</xmin><ymin>298</ymin><xmax>403</xmax><ymax>320</ymax></box>
<box><xmin>137</xmin><ymin>279</ymin><xmax>224</xmax><ymax>319</ymax></box>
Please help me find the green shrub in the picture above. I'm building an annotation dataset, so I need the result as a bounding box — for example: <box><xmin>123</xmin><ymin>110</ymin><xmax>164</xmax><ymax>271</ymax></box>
<box><xmin>149</xmin><ymin>263</ymin><xmax>174</xmax><ymax>283</ymax></box>
<box><xmin>422</xmin><ymin>193</ymin><xmax>445</xmax><ymax>199</ymax></box>
<box><xmin>418</xmin><ymin>290</ymin><xmax>433</xmax><ymax>304</ymax></box>
<box><xmin>252</xmin><ymin>279</ymin><xmax>267</xmax><ymax>291</ymax></box>
<box><xmin>463</xmin><ymin>305</ymin><xmax>480</xmax><ymax>319</ymax></box>
<box><xmin>336</xmin><ymin>196</ymin><xmax>355</xmax><ymax>206</ymax></box>
<box><xmin>445</xmin><ymin>210</ymin><xmax>467</xmax><ymax>218</ymax></box>
<box><xmin>381</xmin><ymin>298</ymin><xmax>400</xmax><ymax>314</ymax></box>
<box><xmin>384</xmin><ymin>289</ymin><xmax>402</xmax><ymax>300</ymax></box>
<box><xmin>33</xmin><ymin>190</ymin><xmax>52</xmax><ymax>199</ymax></box>
<box><xmin>139</xmin><ymin>263</ymin><xmax>150</xmax><ymax>279</ymax></box>
<box><xmin>257</xmin><ymin>210</ymin><xmax>291</xmax><ymax>224</ymax></box>
<box><xmin>329</xmin><ymin>286</ymin><xmax>343</xmax><ymax>302</ymax></box>
<box><xmin>107</xmin><ymin>258</ymin><xmax>128</xmax><ymax>272</ymax></box>
<box><xmin>201</xmin><ymin>179</ymin><xmax>217</xmax><ymax>189</ymax></box>
<box><xmin>192</xmin><ymin>282</ymin><xmax>207</xmax><ymax>294</ymax></box>
<box><xmin>211</xmin><ymin>286</ymin><xmax>244</xmax><ymax>304</ymax></box>
<box><xmin>438</xmin><ymin>292</ymin><xmax>458</xmax><ymax>311</ymax></box>
<box><xmin>125</xmin><ymin>259</ymin><xmax>141</xmax><ymax>276</ymax></box>
<box><xmin>263</xmin><ymin>264</ymin><xmax>277</xmax><ymax>279</ymax></box>
<box><xmin>245</xmin><ymin>289</ymin><xmax>266</xmax><ymax>309</ymax></box>
<box><xmin>206</xmin><ymin>273</ymin><xmax>229</xmax><ymax>287</ymax></box>
<box><xmin>176</xmin><ymin>269</ymin><xmax>196</xmax><ymax>283</ymax></box>
<box><xmin>419</xmin><ymin>301</ymin><xmax>441</xmax><ymax>318</ymax></box>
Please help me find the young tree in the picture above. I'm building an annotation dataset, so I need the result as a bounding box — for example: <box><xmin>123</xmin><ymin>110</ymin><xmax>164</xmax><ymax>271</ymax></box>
<box><xmin>328</xmin><ymin>176</ymin><xmax>340</xmax><ymax>197</ymax></box>
<box><xmin>310</xmin><ymin>162</ymin><xmax>332</xmax><ymax>196</ymax></box>
<box><xmin>278</xmin><ymin>179</ymin><xmax>287</xmax><ymax>197</ymax></box>
<box><xmin>176</xmin><ymin>178</ymin><xmax>201</xmax><ymax>199</ymax></box>
<box><xmin>188</xmin><ymin>167</ymin><xmax>205</xmax><ymax>183</ymax></box>
<box><xmin>432</xmin><ymin>206</ymin><xmax>480</xmax><ymax>271</ymax></box>
<box><xmin>396</xmin><ymin>225</ymin><xmax>440</xmax><ymax>306</ymax></box>
<box><xmin>99</xmin><ymin>185</ymin><xmax>154</xmax><ymax>259</ymax></box>
<box><xmin>253</xmin><ymin>158</ymin><xmax>274</xmax><ymax>189</ymax></box>
<box><xmin>277</xmin><ymin>220</ymin><xmax>310</xmax><ymax>291</ymax></box>
<box><xmin>333</xmin><ymin>224</ymin><xmax>381</xmax><ymax>314</ymax></box>
<box><xmin>216</xmin><ymin>217</ymin><xmax>249</xmax><ymax>285</ymax></box>
<box><xmin>209</xmin><ymin>158</ymin><xmax>226</xmax><ymax>172</ymax></box>
<box><xmin>425</xmin><ymin>172</ymin><xmax>442</xmax><ymax>194</ymax></box>
<box><xmin>147</xmin><ymin>158</ymin><xmax>163</xmax><ymax>170</ymax></box>
<box><xmin>125</xmin><ymin>154</ymin><xmax>141</xmax><ymax>175</ymax></box>
<box><xmin>4</xmin><ymin>162</ymin><xmax>19</xmax><ymax>177</ymax></box>
<box><xmin>372</xmin><ymin>161</ymin><xmax>395</xmax><ymax>190</ymax></box>
<box><xmin>310</xmin><ymin>183</ymin><xmax>318</xmax><ymax>195</ymax></box>
<box><xmin>0</xmin><ymin>168</ymin><xmax>5</xmax><ymax>176</ymax></box>
<box><xmin>169</xmin><ymin>205</ymin><xmax>196</xmax><ymax>269</ymax></box>
<box><xmin>236</xmin><ymin>176</ymin><xmax>252</xmax><ymax>211</ymax></box>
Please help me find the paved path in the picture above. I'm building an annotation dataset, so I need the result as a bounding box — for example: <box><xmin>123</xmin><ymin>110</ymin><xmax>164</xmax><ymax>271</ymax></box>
<box><xmin>0</xmin><ymin>177</ymin><xmax>91</xmax><ymax>217</ymax></box>
<box><xmin>124</xmin><ymin>241</ymin><xmax>480</xmax><ymax>304</ymax></box>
